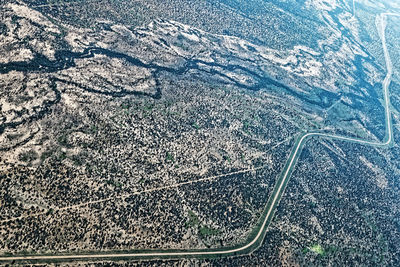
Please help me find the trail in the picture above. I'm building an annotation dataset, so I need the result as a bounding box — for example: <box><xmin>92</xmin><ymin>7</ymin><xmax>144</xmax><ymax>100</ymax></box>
<box><xmin>0</xmin><ymin>11</ymin><xmax>398</xmax><ymax>263</ymax></box>
<box><xmin>0</xmin><ymin>165</ymin><xmax>266</xmax><ymax>224</ymax></box>
<box><xmin>29</xmin><ymin>0</ymin><xmax>106</xmax><ymax>8</ymax></box>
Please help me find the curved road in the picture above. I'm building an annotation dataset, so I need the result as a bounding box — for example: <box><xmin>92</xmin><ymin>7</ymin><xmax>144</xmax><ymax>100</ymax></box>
<box><xmin>0</xmin><ymin>12</ymin><xmax>399</xmax><ymax>263</ymax></box>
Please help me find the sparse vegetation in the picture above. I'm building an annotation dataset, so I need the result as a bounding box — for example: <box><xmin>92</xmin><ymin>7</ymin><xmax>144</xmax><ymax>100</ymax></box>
<box><xmin>1</xmin><ymin>1</ymin><xmax>399</xmax><ymax>265</ymax></box>
<box><xmin>192</xmin><ymin>122</ymin><xmax>200</xmax><ymax>129</ymax></box>
<box><xmin>199</xmin><ymin>226</ymin><xmax>220</xmax><ymax>238</ymax></box>
<box><xmin>166</xmin><ymin>152</ymin><xmax>175</xmax><ymax>162</ymax></box>
<box><xmin>18</xmin><ymin>149</ymin><xmax>38</xmax><ymax>162</ymax></box>
<box><xmin>185</xmin><ymin>210</ymin><xmax>200</xmax><ymax>228</ymax></box>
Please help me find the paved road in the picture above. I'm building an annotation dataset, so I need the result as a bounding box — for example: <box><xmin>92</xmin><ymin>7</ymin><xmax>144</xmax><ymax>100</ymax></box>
<box><xmin>0</xmin><ymin>12</ymin><xmax>398</xmax><ymax>263</ymax></box>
